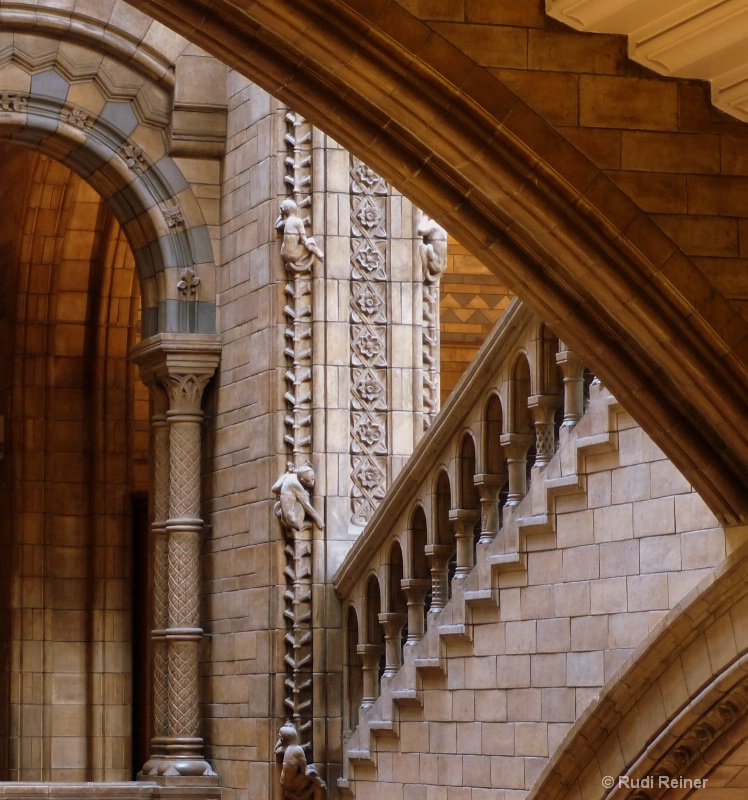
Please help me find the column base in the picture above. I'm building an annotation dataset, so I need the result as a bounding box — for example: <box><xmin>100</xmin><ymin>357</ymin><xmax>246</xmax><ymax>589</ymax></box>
<box><xmin>138</xmin><ymin>740</ymin><xmax>218</xmax><ymax>781</ymax></box>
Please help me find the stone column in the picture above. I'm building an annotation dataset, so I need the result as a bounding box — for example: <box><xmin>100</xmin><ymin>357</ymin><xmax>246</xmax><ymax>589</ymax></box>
<box><xmin>500</xmin><ymin>433</ymin><xmax>534</xmax><ymax>507</ymax></box>
<box><xmin>132</xmin><ymin>333</ymin><xmax>221</xmax><ymax>781</ymax></box>
<box><xmin>556</xmin><ymin>344</ymin><xmax>585</xmax><ymax>428</ymax></box>
<box><xmin>140</xmin><ymin>385</ymin><xmax>170</xmax><ymax>776</ymax></box>
<box><xmin>400</xmin><ymin>578</ymin><xmax>430</xmax><ymax>645</ymax></box>
<box><xmin>424</xmin><ymin>544</ymin><xmax>454</xmax><ymax>614</ymax></box>
<box><xmin>450</xmin><ymin>509</ymin><xmax>480</xmax><ymax>578</ymax></box>
<box><xmin>474</xmin><ymin>473</ymin><xmax>504</xmax><ymax>544</ymax></box>
<box><xmin>528</xmin><ymin>395</ymin><xmax>560</xmax><ymax>469</ymax></box>
<box><xmin>378</xmin><ymin>612</ymin><xmax>407</xmax><ymax>678</ymax></box>
<box><xmin>357</xmin><ymin>643</ymin><xmax>385</xmax><ymax>708</ymax></box>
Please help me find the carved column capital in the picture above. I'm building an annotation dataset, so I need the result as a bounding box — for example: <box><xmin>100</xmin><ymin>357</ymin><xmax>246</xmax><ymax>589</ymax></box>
<box><xmin>130</xmin><ymin>333</ymin><xmax>222</xmax><ymax>407</ymax></box>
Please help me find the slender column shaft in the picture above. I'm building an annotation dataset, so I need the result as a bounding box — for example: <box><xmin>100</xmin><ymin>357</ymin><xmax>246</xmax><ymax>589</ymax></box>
<box><xmin>357</xmin><ymin>643</ymin><xmax>385</xmax><ymax>708</ymax></box>
<box><xmin>556</xmin><ymin>345</ymin><xmax>585</xmax><ymax>428</ymax></box>
<box><xmin>378</xmin><ymin>612</ymin><xmax>407</xmax><ymax>678</ymax></box>
<box><xmin>501</xmin><ymin>433</ymin><xmax>533</xmax><ymax>507</ymax></box>
<box><xmin>424</xmin><ymin>544</ymin><xmax>453</xmax><ymax>613</ymax></box>
<box><xmin>401</xmin><ymin>579</ymin><xmax>430</xmax><ymax>645</ymax></box>
<box><xmin>451</xmin><ymin>509</ymin><xmax>480</xmax><ymax>577</ymax></box>
<box><xmin>163</xmin><ymin>376</ymin><xmax>211</xmax><ymax>773</ymax></box>
<box><xmin>475</xmin><ymin>473</ymin><xmax>504</xmax><ymax>545</ymax></box>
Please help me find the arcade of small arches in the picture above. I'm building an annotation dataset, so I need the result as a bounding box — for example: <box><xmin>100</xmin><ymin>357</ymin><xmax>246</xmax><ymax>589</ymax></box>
<box><xmin>337</xmin><ymin>307</ymin><xmax>593</xmax><ymax>726</ymax></box>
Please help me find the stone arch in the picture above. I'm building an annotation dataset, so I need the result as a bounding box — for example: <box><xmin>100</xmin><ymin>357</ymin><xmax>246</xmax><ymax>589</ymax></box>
<box><xmin>526</xmin><ymin>541</ymin><xmax>748</xmax><ymax>800</ymax></box>
<box><xmin>0</xmin><ymin>15</ymin><xmax>217</xmax><ymax>336</ymax></box>
<box><xmin>126</xmin><ymin>0</ymin><xmax>748</xmax><ymax>524</ymax></box>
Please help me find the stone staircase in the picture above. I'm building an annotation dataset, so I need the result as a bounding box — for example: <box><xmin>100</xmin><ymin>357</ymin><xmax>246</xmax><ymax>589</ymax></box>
<box><xmin>338</xmin><ymin>381</ymin><xmax>625</xmax><ymax>794</ymax></box>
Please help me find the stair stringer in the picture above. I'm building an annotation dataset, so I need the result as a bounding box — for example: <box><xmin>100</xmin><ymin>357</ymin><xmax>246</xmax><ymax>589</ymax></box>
<box><xmin>339</xmin><ymin>382</ymin><xmax>624</xmax><ymax>793</ymax></box>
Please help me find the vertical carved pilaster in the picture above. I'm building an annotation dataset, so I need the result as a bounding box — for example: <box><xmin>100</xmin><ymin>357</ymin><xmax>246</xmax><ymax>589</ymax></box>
<box><xmin>281</xmin><ymin>109</ymin><xmax>315</xmax><ymax>462</ymax></box>
<box><xmin>417</xmin><ymin>213</ymin><xmax>447</xmax><ymax>431</ymax></box>
<box><xmin>350</xmin><ymin>158</ymin><xmax>389</xmax><ymax>526</ymax></box>
<box><xmin>131</xmin><ymin>333</ymin><xmax>221</xmax><ymax>782</ymax></box>
<box><xmin>276</xmin><ymin>108</ymin><xmax>321</xmax><ymax>758</ymax></box>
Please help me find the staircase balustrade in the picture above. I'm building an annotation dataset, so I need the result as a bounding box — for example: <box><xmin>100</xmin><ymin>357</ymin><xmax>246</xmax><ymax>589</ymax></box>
<box><xmin>334</xmin><ymin>300</ymin><xmax>586</xmax><ymax>721</ymax></box>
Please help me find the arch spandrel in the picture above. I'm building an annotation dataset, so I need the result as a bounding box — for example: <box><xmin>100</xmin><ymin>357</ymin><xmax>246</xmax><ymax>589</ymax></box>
<box><xmin>122</xmin><ymin>0</ymin><xmax>748</xmax><ymax>525</ymax></box>
<box><xmin>0</xmin><ymin>11</ymin><xmax>219</xmax><ymax>337</ymax></box>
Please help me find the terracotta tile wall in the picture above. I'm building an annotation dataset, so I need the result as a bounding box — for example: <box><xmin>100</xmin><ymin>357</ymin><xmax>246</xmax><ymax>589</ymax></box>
<box><xmin>440</xmin><ymin>236</ymin><xmax>513</xmax><ymax>403</ymax></box>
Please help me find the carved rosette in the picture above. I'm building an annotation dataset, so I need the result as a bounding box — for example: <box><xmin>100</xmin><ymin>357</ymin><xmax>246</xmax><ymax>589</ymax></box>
<box><xmin>279</xmin><ymin>109</ymin><xmax>317</xmax><ymax>755</ymax></box>
<box><xmin>350</xmin><ymin>158</ymin><xmax>389</xmax><ymax>526</ymax></box>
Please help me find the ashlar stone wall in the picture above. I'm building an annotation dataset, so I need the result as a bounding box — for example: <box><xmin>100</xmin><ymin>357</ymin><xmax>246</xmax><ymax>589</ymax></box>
<box><xmin>205</xmin><ymin>72</ymin><xmax>434</xmax><ymax>800</ymax></box>
<box><xmin>344</xmin><ymin>393</ymin><xmax>729</xmax><ymax>799</ymax></box>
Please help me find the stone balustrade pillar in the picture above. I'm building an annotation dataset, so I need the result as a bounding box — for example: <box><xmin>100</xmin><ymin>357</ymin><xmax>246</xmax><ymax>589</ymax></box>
<box><xmin>400</xmin><ymin>578</ymin><xmax>430</xmax><ymax>645</ymax></box>
<box><xmin>450</xmin><ymin>509</ymin><xmax>480</xmax><ymax>578</ymax></box>
<box><xmin>556</xmin><ymin>344</ymin><xmax>585</xmax><ymax>428</ymax></box>
<box><xmin>500</xmin><ymin>433</ymin><xmax>534</xmax><ymax>507</ymax></box>
<box><xmin>528</xmin><ymin>394</ymin><xmax>560</xmax><ymax>468</ymax></box>
<box><xmin>474</xmin><ymin>473</ymin><xmax>504</xmax><ymax>544</ymax></box>
<box><xmin>424</xmin><ymin>544</ymin><xmax>454</xmax><ymax>613</ymax></box>
<box><xmin>378</xmin><ymin>612</ymin><xmax>407</xmax><ymax>678</ymax></box>
<box><xmin>131</xmin><ymin>333</ymin><xmax>221</xmax><ymax>782</ymax></box>
<box><xmin>357</xmin><ymin>643</ymin><xmax>385</xmax><ymax>708</ymax></box>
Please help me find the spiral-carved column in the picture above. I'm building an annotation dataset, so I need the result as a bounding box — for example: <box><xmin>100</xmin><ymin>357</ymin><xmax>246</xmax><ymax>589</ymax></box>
<box><xmin>131</xmin><ymin>333</ymin><xmax>221</xmax><ymax>783</ymax></box>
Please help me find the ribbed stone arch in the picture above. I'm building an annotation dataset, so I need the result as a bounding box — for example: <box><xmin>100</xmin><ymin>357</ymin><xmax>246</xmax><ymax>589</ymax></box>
<box><xmin>0</xmin><ymin>46</ymin><xmax>216</xmax><ymax>336</ymax></box>
<box><xmin>124</xmin><ymin>0</ymin><xmax>748</xmax><ymax>526</ymax></box>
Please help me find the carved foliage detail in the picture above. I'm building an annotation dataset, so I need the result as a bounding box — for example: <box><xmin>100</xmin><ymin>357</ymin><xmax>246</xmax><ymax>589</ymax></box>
<box><xmin>278</xmin><ymin>108</ymin><xmax>318</xmax><ymax>757</ymax></box>
<box><xmin>350</xmin><ymin>156</ymin><xmax>388</xmax><ymax>526</ymax></box>
<box><xmin>418</xmin><ymin>213</ymin><xmax>447</xmax><ymax>430</ymax></box>
<box><xmin>0</xmin><ymin>92</ymin><xmax>28</xmax><ymax>111</ymax></box>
